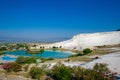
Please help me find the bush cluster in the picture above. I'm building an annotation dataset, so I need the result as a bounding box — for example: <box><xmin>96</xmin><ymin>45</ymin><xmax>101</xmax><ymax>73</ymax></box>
<box><xmin>0</xmin><ymin>47</ymin><xmax>7</xmax><ymax>51</ymax></box>
<box><xmin>69</xmin><ymin>48</ymin><xmax>92</xmax><ymax>57</ymax></box>
<box><xmin>52</xmin><ymin>46</ymin><xmax>58</xmax><ymax>51</ymax></box>
<box><xmin>69</xmin><ymin>53</ymin><xmax>83</xmax><ymax>57</ymax></box>
<box><xmin>49</xmin><ymin>63</ymin><xmax>111</xmax><ymax>80</ymax></box>
<box><xmin>2</xmin><ymin>62</ymin><xmax>112</xmax><ymax>80</ymax></box>
<box><xmin>83</xmin><ymin>48</ymin><xmax>92</xmax><ymax>55</ymax></box>
<box><xmin>51</xmin><ymin>63</ymin><xmax>72</xmax><ymax>80</ymax></box>
<box><xmin>16</xmin><ymin>56</ymin><xmax>36</xmax><ymax>64</ymax></box>
<box><xmin>2</xmin><ymin>62</ymin><xmax>21</xmax><ymax>72</ymax></box>
<box><xmin>29</xmin><ymin>67</ymin><xmax>44</xmax><ymax>80</ymax></box>
<box><xmin>0</xmin><ymin>52</ymin><xmax>5</xmax><ymax>55</ymax></box>
<box><xmin>47</xmin><ymin>57</ymin><xmax>54</xmax><ymax>60</ymax></box>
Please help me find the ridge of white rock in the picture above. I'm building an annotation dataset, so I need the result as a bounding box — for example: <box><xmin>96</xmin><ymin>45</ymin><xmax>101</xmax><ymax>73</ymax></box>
<box><xmin>41</xmin><ymin>31</ymin><xmax>120</xmax><ymax>50</ymax></box>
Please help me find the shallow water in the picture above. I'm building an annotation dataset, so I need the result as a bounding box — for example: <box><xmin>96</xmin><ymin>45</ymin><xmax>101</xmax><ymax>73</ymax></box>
<box><xmin>2</xmin><ymin>56</ymin><xmax>16</xmax><ymax>61</ymax></box>
<box><xmin>4</xmin><ymin>50</ymin><xmax>72</xmax><ymax>58</ymax></box>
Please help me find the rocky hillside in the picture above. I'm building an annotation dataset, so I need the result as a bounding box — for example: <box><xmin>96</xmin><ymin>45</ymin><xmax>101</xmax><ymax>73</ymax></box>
<box><xmin>41</xmin><ymin>31</ymin><xmax>120</xmax><ymax>50</ymax></box>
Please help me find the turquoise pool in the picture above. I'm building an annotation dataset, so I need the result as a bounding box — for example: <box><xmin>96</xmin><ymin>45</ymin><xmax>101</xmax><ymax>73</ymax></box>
<box><xmin>4</xmin><ymin>50</ymin><xmax>72</xmax><ymax>58</ymax></box>
<box><xmin>2</xmin><ymin>56</ymin><xmax>16</xmax><ymax>61</ymax></box>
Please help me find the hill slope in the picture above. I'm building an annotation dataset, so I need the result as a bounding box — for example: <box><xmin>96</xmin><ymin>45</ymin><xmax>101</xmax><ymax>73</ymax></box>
<box><xmin>42</xmin><ymin>31</ymin><xmax>120</xmax><ymax>50</ymax></box>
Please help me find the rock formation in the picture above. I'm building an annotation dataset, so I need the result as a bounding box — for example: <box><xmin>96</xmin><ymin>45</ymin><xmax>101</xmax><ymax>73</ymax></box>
<box><xmin>40</xmin><ymin>31</ymin><xmax>120</xmax><ymax>50</ymax></box>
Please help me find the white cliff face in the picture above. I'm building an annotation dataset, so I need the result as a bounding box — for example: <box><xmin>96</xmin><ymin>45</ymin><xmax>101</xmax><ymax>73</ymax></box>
<box><xmin>41</xmin><ymin>31</ymin><xmax>120</xmax><ymax>50</ymax></box>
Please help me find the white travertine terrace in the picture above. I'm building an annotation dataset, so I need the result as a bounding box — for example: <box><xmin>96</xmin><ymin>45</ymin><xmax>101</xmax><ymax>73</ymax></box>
<box><xmin>40</xmin><ymin>31</ymin><xmax>120</xmax><ymax>50</ymax></box>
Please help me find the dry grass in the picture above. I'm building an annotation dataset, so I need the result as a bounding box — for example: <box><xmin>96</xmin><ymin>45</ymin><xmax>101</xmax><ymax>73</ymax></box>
<box><xmin>45</xmin><ymin>55</ymin><xmax>93</xmax><ymax>62</ymax></box>
<box><xmin>0</xmin><ymin>70</ymin><xmax>30</xmax><ymax>78</ymax></box>
<box><xmin>69</xmin><ymin>56</ymin><xmax>93</xmax><ymax>62</ymax></box>
<box><xmin>87</xmin><ymin>47</ymin><xmax>120</xmax><ymax>56</ymax></box>
<box><xmin>46</xmin><ymin>46</ymin><xmax>120</xmax><ymax>62</ymax></box>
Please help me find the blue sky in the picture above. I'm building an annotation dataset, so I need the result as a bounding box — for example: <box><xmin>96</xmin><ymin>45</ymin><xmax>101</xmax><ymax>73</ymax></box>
<box><xmin>0</xmin><ymin>0</ymin><xmax>120</xmax><ymax>42</ymax></box>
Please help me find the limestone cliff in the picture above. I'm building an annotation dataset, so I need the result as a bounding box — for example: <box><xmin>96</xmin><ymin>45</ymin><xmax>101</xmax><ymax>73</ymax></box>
<box><xmin>41</xmin><ymin>31</ymin><xmax>120</xmax><ymax>50</ymax></box>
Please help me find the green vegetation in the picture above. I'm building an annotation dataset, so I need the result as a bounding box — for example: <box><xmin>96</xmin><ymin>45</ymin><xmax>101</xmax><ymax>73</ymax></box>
<box><xmin>0</xmin><ymin>45</ymin><xmax>8</xmax><ymax>55</ymax></box>
<box><xmin>116</xmin><ymin>29</ymin><xmax>120</xmax><ymax>31</ymax></box>
<box><xmin>26</xmin><ymin>49</ymin><xmax>45</xmax><ymax>60</ymax></box>
<box><xmin>52</xmin><ymin>46</ymin><xmax>58</xmax><ymax>51</ymax></box>
<box><xmin>0</xmin><ymin>43</ymin><xmax>118</xmax><ymax>80</ymax></box>
<box><xmin>39</xmin><ymin>57</ymin><xmax>54</xmax><ymax>63</ymax></box>
<box><xmin>1</xmin><ymin>62</ymin><xmax>113</xmax><ymax>80</ymax></box>
<box><xmin>25</xmin><ymin>46</ymin><xmax>29</xmax><ymax>51</ymax></box>
<box><xmin>47</xmin><ymin>57</ymin><xmax>54</xmax><ymax>60</ymax></box>
<box><xmin>0</xmin><ymin>43</ymin><xmax>28</xmax><ymax>53</ymax></box>
<box><xmin>0</xmin><ymin>47</ymin><xmax>7</xmax><ymax>51</ymax></box>
<box><xmin>23</xmin><ymin>64</ymin><xmax>29</xmax><ymax>71</ymax></box>
<box><xmin>16</xmin><ymin>44</ymin><xmax>26</xmax><ymax>50</ymax></box>
<box><xmin>16</xmin><ymin>56</ymin><xmax>53</xmax><ymax>64</ymax></box>
<box><xmin>2</xmin><ymin>62</ymin><xmax>21</xmax><ymax>72</ymax></box>
<box><xmin>51</xmin><ymin>63</ymin><xmax>72</xmax><ymax>80</ymax></box>
<box><xmin>83</xmin><ymin>48</ymin><xmax>92</xmax><ymax>55</ymax></box>
<box><xmin>16</xmin><ymin>56</ymin><xmax>37</xmax><ymax>64</ymax></box>
<box><xmin>69</xmin><ymin>53</ymin><xmax>83</xmax><ymax>57</ymax></box>
<box><xmin>0</xmin><ymin>52</ymin><xmax>4</xmax><ymax>55</ymax></box>
<box><xmin>72</xmin><ymin>66</ymin><xmax>85</xmax><ymax>80</ymax></box>
<box><xmin>69</xmin><ymin>48</ymin><xmax>92</xmax><ymax>58</ymax></box>
<box><xmin>93</xmin><ymin>63</ymin><xmax>110</xmax><ymax>75</ymax></box>
<box><xmin>39</xmin><ymin>49</ymin><xmax>44</xmax><ymax>58</ymax></box>
<box><xmin>29</xmin><ymin>67</ymin><xmax>44</xmax><ymax>80</ymax></box>
<box><xmin>50</xmin><ymin>63</ymin><xmax>111</xmax><ymax>80</ymax></box>
<box><xmin>40</xmin><ymin>46</ymin><xmax>45</xmax><ymax>49</ymax></box>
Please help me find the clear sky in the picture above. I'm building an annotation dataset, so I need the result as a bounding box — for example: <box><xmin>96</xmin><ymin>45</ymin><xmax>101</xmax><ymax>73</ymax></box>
<box><xmin>0</xmin><ymin>0</ymin><xmax>120</xmax><ymax>42</ymax></box>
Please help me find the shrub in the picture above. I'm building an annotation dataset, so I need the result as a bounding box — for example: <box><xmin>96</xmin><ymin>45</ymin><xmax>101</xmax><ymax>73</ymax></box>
<box><xmin>83</xmin><ymin>48</ymin><xmax>92</xmax><ymax>55</ymax></box>
<box><xmin>47</xmin><ymin>58</ymin><xmax>54</xmax><ymax>60</ymax></box>
<box><xmin>52</xmin><ymin>46</ymin><xmax>58</xmax><ymax>51</ymax></box>
<box><xmin>83</xmin><ymin>69</ymin><xmax>99</xmax><ymax>80</ymax></box>
<box><xmin>51</xmin><ymin>63</ymin><xmax>72</xmax><ymax>80</ymax></box>
<box><xmin>93</xmin><ymin>63</ymin><xmax>110</xmax><ymax>74</ymax></box>
<box><xmin>16</xmin><ymin>56</ymin><xmax>26</xmax><ymax>64</ymax></box>
<box><xmin>40</xmin><ymin>49</ymin><xmax>44</xmax><ymax>53</ymax></box>
<box><xmin>59</xmin><ymin>46</ymin><xmax>62</xmax><ymax>48</ymax></box>
<box><xmin>16</xmin><ymin>56</ymin><xmax>36</xmax><ymax>64</ymax></box>
<box><xmin>82</xmin><ymin>64</ymin><xmax>111</xmax><ymax>80</ymax></box>
<box><xmin>69</xmin><ymin>53</ymin><xmax>83</xmax><ymax>57</ymax></box>
<box><xmin>72</xmin><ymin>66</ymin><xmax>85</xmax><ymax>80</ymax></box>
<box><xmin>0</xmin><ymin>47</ymin><xmax>7</xmax><ymax>51</ymax></box>
<box><xmin>0</xmin><ymin>52</ymin><xmax>5</xmax><ymax>55</ymax></box>
<box><xmin>39</xmin><ymin>49</ymin><xmax>44</xmax><ymax>58</ymax></box>
<box><xmin>75</xmin><ymin>53</ymin><xmax>83</xmax><ymax>56</ymax></box>
<box><xmin>116</xmin><ymin>29</ymin><xmax>120</xmax><ymax>31</ymax></box>
<box><xmin>23</xmin><ymin>64</ymin><xmax>29</xmax><ymax>71</ymax></box>
<box><xmin>25</xmin><ymin>57</ymin><xmax>36</xmax><ymax>64</ymax></box>
<box><xmin>29</xmin><ymin>67</ymin><xmax>44</xmax><ymax>80</ymax></box>
<box><xmin>71</xmin><ymin>64</ymin><xmax>111</xmax><ymax>80</ymax></box>
<box><xmin>2</xmin><ymin>62</ymin><xmax>21</xmax><ymax>72</ymax></box>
